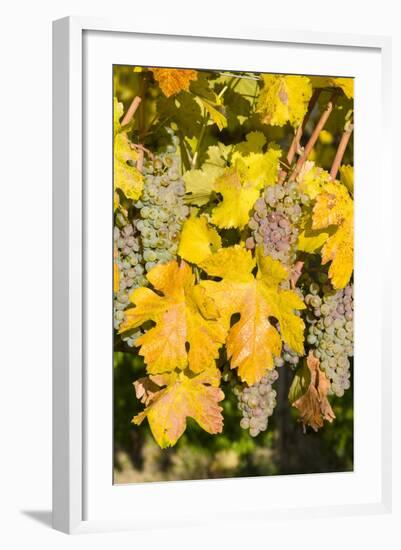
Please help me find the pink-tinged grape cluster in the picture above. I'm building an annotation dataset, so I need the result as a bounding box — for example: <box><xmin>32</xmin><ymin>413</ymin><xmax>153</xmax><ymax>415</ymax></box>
<box><xmin>133</xmin><ymin>147</ymin><xmax>189</xmax><ymax>274</ymax></box>
<box><xmin>274</xmin><ymin>343</ymin><xmax>300</xmax><ymax>369</ymax></box>
<box><xmin>234</xmin><ymin>370</ymin><xmax>279</xmax><ymax>437</ymax></box>
<box><xmin>246</xmin><ymin>182</ymin><xmax>310</xmax><ymax>264</ymax></box>
<box><xmin>305</xmin><ymin>282</ymin><xmax>354</xmax><ymax>397</ymax></box>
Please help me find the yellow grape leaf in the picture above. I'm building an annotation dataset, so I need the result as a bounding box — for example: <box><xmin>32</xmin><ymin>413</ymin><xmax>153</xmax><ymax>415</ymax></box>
<box><xmin>133</xmin><ymin>368</ymin><xmax>224</xmax><ymax>448</ymax></box>
<box><xmin>114</xmin><ymin>156</ymin><xmax>143</xmax><ymax>202</ymax></box>
<box><xmin>231</xmin><ymin>148</ymin><xmax>282</xmax><ymax>190</ymax></box>
<box><xmin>340</xmin><ymin>164</ymin><xmax>354</xmax><ymax>196</ymax></box>
<box><xmin>183</xmin><ymin>143</ymin><xmax>231</xmax><ymax>205</ymax></box>
<box><xmin>183</xmin><ymin>163</ymin><xmax>224</xmax><ymax>206</ymax></box>
<box><xmin>298</xmin><ymin>226</ymin><xmax>331</xmax><ymax>254</ymax></box>
<box><xmin>211</xmin><ymin>149</ymin><xmax>281</xmax><ymax>229</ymax></box>
<box><xmin>114</xmin><ymin>191</ymin><xmax>120</xmax><ymax>211</ymax></box>
<box><xmin>310</xmin><ymin>76</ymin><xmax>354</xmax><ymax>99</ymax></box>
<box><xmin>119</xmin><ymin>260</ymin><xmax>227</xmax><ymax>374</ymax></box>
<box><xmin>200</xmin><ymin>247</ymin><xmax>305</xmax><ymax>385</ymax></box>
<box><xmin>257</xmin><ymin>74</ymin><xmax>312</xmax><ymax>127</ymax></box>
<box><xmin>151</xmin><ymin>68</ymin><xmax>198</xmax><ymax>97</ymax></box>
<box><xmin>114</xmin><ymin>261</ymin><xmax>120</xmax><ymax>293</ymax></box>
<box><xmin>333</xmin><ymin>78</ymin><xmax>354</xmax><ymax>99</ymax></box>
<box><xmin>211</xmin><ymin>168</ymin><xmax>260</xmax><ymax>230</ymax></box>
<box><xmin>114</xmin><ymin>97</ymin><xmax>124</xmax><ymax>134</ymax></box>
<box><xmin>196</xmin><ymin>96</ymin><xmax>228</xmax><ymax>131</ymax></box>
<box><xmin>291</xmin><ymin>351</ymin><xmax>335</xmax><ymax>431</ymax></box>
<box><xmin>296</xmin><ymin>161</ymin><xmax>333</xmax><ymax>252</ymax></box>
<box><xmin>206</xmin><ymin>142</ymin><xmax>232</xmax><ymax>167</ymax></box>
<box><xmin>297</xmin><ymin>160</ymin><xmax>331</xmax><ymax>199</ymax></box>
<box><xmin>312</xmin><ymin>181</ymin><xmax>354</xmax><ymax>289</ymax></box>
<box><xmin>178</xmin><ymin>215</ymin><xmax>221</xmax><ymax>264</ymax></box>
<box><xmin>113</xmin><ymin>98</ymin><xmax>143</xmax><ymax>201</ymax></box>
<box><xmin>114</xmin><ymin>132</ymin><xmax>138</xmax><ymax>164</ymax></box>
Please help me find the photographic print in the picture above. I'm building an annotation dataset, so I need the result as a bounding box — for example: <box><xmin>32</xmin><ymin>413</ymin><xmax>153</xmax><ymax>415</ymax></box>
<box><xmin>113</xmin><ymin>66</ymin><xmax>354</xmax><ymax>483</ymax></box>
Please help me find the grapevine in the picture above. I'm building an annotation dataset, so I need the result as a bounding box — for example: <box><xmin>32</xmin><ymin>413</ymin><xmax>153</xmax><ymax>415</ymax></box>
<box><xmin>112</xmin><ymin>66</ymin><xmax>354</xmax><ymax>473</ymax></box>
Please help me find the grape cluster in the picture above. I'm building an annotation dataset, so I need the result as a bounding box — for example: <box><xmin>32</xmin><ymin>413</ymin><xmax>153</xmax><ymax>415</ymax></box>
<box><xmin>304</xmin><ymin>281</ymin><xmax>354</xmax><ymax>397</ymax></box>
<box><xmin>274</xmin><ymin>343</ymin><xmax>300</xmax><ymax>369</ymax></box>
<box><xmin>234</xmin><ymin>370</ymin><xmax>279</xmax><ymax>437</ymax></box>
<box><xmin>133</xmin><ymin>148</ymin><xmax>189</xmax><ymax>273</ymax></box>
<box><xmin>246</xmin><ymin>181</ymin><xmax>309</xmax><ymax>264</ymax></box>
<box><xmin>114</xmin><ymin>213</ymin><xmax>146</xmax><ymax>333</ymax></box>
<box><xmin>114</xmin><ymin>136</ymin><xmax>190</xmax><ymax>347</ymax></box>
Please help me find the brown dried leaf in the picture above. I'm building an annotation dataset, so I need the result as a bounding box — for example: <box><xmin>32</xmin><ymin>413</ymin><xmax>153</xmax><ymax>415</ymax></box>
<box><xmin>292</xmin><ymin>351</ymin><xmax>335</xmax><ymax>431</ymax></box>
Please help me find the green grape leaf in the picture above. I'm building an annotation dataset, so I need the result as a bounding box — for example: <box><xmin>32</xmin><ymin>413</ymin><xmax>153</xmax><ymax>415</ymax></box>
<box><xmin>157</xmin><ymin>93</ymin><xmax>203</xmax><ymax>138</ymax></box>
<box><xmin>288</xmin><ymin>361</ymin><xmax>311</xmax><ymax>404</ymax></box>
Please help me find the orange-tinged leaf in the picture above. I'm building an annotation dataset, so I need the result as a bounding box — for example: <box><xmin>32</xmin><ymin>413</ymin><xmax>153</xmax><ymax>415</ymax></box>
<box><xmin>199</xmin><ymin>245</ymin><xmax>255</xmax><ymax>283</ymax></box>
<box><xmin>200</xmin><ymin>247</ymin><xmax>305</xmax><ymax>385</ymax></box>
<box><xmin>296</xmin><ymin>160</ymin><xmax>331</xmax><ymax>200</ymax></box>
<box><xmin>133</xmin><ymin>368</ymin><xmax>224</xmax><ymax>448</ymax></box>
<box><xmin>225</xmin><ymin>282</ymin><xmax>282</xmax><ymax>384</ymax></box>
<box><xmin>312</xmin><ymin>181</ymin><xmax>353</xmax><ymax>289</ymax></box>
<box><xmin>291</xmin><ymin>352</ymin><xmax>335</xmax><ymax>431</ymax></box>
<box><xmin>151</xmin><ymin>68</ymin><xmax>198</xmax><ymax>97</ymax></box>
<box><xmin>120</xmin><ymin>261</ymin><xmax>227</xmax><ymax>374</ymax></box>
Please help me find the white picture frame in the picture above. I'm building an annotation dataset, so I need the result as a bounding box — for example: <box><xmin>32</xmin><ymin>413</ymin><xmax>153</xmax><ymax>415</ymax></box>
<box><xmin>52</xmin><ymin>16</ymin><xmax>392</xmax><ymax>534</ymax></box>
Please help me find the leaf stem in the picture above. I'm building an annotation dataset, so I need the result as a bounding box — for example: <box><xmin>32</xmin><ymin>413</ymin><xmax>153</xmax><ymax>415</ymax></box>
<box><xmin>290</xmin><ymin>261</ymin><xmax>304</xmax><ymax>289</ymax></box>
